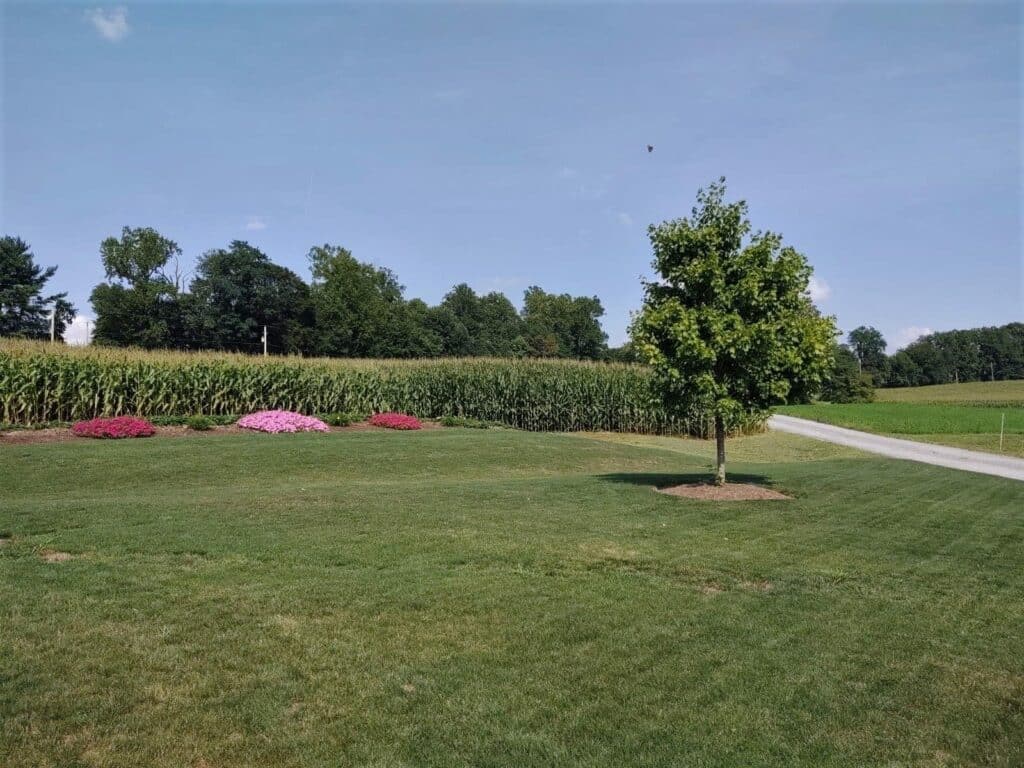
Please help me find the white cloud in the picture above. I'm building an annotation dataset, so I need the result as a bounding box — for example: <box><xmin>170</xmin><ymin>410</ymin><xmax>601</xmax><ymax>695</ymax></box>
<box><xmin>64</xmin><ymin>316</ymin><xmax>94</xmax><ymax>346</ymax></box>
<box><xmin>86</xmin><ymin>7</ymin><xmax>130</xmax><ymax>42</ymax></box>
<box><xmin>807</xmin><ymin>276</ymin><xmax>831</xmax><ymax>303</ymax></box>
<box><xmin>616</xmin><ymin>212</ymin><xmax>634</xmax><ymax>228</ymax></box>
<box><xmin>892</xmin><ymin>325</ymin><xmax>934</xmax><ymax>351</ymax></box>
<box><xmin>245</xmin><ymin>216</ymin><xmax>267</xmax><ymax>231</ymax></box>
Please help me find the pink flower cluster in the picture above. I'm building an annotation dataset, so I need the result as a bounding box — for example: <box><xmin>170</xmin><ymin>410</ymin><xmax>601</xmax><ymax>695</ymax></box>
<box><xmin>237</xmin><ymin>410</ymin><xmax>329</xmax><ymax>434</ymax></box>
<box><xmin>369</xmin><ymin>412</ymin><xmax>422</xmax><ymax>430</ymax></box>
<box><xmin>72</xmin><ymin>416</ymin><xmax>156</xmax><ymax>439</ymax></box>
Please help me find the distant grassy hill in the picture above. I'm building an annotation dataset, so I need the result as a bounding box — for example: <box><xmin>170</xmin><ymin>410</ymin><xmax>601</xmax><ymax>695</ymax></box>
<box><xmin>876</xmin><ymin>380</ymin><xmax>1024</xmax><ymax>406</ymax></box>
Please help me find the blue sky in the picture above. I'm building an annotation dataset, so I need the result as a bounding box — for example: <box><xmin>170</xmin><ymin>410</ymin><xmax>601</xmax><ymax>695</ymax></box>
<box><xmin>2</xmin><ymin>2</ymin><xmax>1020</xmax><ymax>349</ymax></box>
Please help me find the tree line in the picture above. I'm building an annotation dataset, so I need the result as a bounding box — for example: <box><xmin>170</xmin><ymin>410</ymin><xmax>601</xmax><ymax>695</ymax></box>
<box><xmin>3</xmin><ymin>230</ymin><xmax>1020</xmax><ymax>384</ymax></box>
<box><xmin>2</xmin><ymin>229</ymin><xmax>611</xmax><ymax>359</ymax></box>
<box><xmin>823</xmin><ymin>323</ymin><xmax>1024</xmax><ymax>401</ymax></box>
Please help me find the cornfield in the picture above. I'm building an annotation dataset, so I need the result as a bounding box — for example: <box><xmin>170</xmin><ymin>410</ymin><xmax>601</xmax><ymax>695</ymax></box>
<box><xmin>0</xmin><ymin>341</ymin><xmax>764</xmax><ymax>436</ymax></box>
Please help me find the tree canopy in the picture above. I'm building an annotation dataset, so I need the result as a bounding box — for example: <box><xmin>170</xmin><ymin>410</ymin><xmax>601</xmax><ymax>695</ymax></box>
<box><xmin>887</xmin><ymin>324</ymin><xmax>1024</xmax><ymax>386</ymax></box>
<box><xmin>439</xmin><ymin>284</ymin><xmax>527</xmax><ymax>357</ymax></box>
<box><xmin>522</xmin><ymin>287</ymin><xmax>607</xmax><ymax>359</ymax></box>
<box><xmin>90</xmin><ymin>227</ymin><xmax>181</xmax><ymax>348</ymax></box>
<box><xmin>9</xmin><ymin>222</ymin><xmax>1020</xmax><ymax>388</ymax></box>
<box><xmin>631</xmin><ymin>179</ymin><xmax>836</xmax><ymax>484</ymax></box>
<box><xmin>819</xmin><ymin>344</ymin><xmax>875</xmax><ymax>403</ymax></box>
<box><xmin>307</xmin><ymin>244</ymin><xmax>424</xmax><ymax>358</ymax></box>
<box><xmin>847</xmin><ymin>326</ymin><xmax>887</xmax><ymax>379</ymax></box>
<box><xmin>187</xmin><ymin>241</ymin><xmax>312</xmax><ymax>354</ymax></box>
<box><xmin>80</xmin><ymin>227</ymin><xmax>611</xmax><ymax>360</ymax></box>
<box><xmin>0</xmin><ymin>236</ymin><xmax>75</xmax><ymax>340</ymax></box>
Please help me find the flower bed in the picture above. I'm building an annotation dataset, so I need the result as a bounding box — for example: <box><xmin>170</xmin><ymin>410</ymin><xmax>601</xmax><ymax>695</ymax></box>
<box><xmin>237</xmin><ymin>410</ymin><xmax>329</xmax><ymax>434</ymax></box>
<box><xmin>72</xmin><ymin>416</ymin><xmax>156</xmax><ymax>439</ymax></box>
<box><xmin>369</xmin><ymin>412</ymin><xmax>422</xmax><ymax>430</ymax></box>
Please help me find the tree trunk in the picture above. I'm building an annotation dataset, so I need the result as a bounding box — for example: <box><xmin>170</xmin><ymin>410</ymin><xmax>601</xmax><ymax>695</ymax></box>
<box><xmin>714</xmin><ymin>415</ymin><xmax>726</xmax><ymax>486</ymax></box>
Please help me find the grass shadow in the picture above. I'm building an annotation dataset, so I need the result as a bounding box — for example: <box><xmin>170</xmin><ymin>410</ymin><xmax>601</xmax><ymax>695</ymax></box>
<box><xmin>597</xmin><ymin>472</ymin><xmax>772</xmax><ymax>489</ymax></box>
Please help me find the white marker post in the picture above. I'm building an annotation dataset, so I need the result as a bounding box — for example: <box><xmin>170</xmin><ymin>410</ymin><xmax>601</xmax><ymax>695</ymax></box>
<box><xmin>49</xmin><ymin>311</ymin><xmax>55</xmax><ymax>343</ymax></box>
<box><xmin>262</xmin><ymin>325</ymin><xmax>268</xmax><ymax>357</ymax></box>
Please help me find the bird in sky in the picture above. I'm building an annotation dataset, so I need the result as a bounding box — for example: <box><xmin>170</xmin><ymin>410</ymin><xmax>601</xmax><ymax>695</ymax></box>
<box><xmin>647</xmin><ymin>144</ymin><xmax>654</xmax><ymax>153</ymax></box>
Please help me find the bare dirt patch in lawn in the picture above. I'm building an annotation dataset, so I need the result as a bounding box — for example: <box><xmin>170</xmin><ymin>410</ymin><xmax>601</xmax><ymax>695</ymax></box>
<box><xmin>1</xmin><ymin>428</ymin><xmax>79</xmax><ymax>445</ymax></box>
<box><xmin>40</xmin><ymin>549</ymin><xmax>75</xmax><ymax>563</ymax></box>
<box><xmin>656</xmin><ymin>482</ymin><xmax>791</xmax><ymax>501</ymax></box>
<box><xmin>0</xmin><ymin>425</ymin><xmax>253</xmax><ymax>444</ymax></box>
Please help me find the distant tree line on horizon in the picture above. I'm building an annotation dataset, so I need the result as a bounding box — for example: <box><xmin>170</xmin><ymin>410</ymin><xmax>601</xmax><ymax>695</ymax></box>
<box><xmin>2</xmin><ymin>232</ymin><xmax>1021</xmax><ymax>388</ymax></box>
<box><xmin>821</xmin><ymin>323</ymin><xmax>1024</xmax><ymax>401</ymax></box>
<box><xmin>2</xmin><ymin>229</ymin><xmax>612</xmax><ymax>360</ymax></box>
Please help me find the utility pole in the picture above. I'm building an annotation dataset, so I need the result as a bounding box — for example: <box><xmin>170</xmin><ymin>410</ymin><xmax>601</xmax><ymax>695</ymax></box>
<box><xmin>262</xmin><ymin>325</ymin><xmax>268</xmax><ymax>357</ymax></box>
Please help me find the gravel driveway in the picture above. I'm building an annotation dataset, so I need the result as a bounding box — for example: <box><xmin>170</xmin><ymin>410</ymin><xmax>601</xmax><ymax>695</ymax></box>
<box><xmin>769</xmin><ymin>414</ymin><xmax>1024</xmax><ymax>482</ymax></box>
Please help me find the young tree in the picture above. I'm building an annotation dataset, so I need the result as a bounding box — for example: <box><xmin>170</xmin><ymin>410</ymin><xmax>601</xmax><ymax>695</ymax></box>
<box><xmin>0</xmin><ymin>236</ymin><xmax>75</xmax><ymax>339</ymax></box>
<box><xmin>90</xmin><ymin>227</ymin><xmax>180</xmax><ymax>348</ymax></box>
<box><xmin>631</xmin><ymin>179</ymin><xmax>836</xmax><ymax>485</ymax></box>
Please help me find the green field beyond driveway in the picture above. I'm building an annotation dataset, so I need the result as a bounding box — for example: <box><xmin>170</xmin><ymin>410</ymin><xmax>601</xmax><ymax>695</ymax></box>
<box><xmin>875</xmin><ymin>380</ymin><xmax>1024</xmax><ymax>406</ymax></box>
<box><xmin>777</xmin><ymin>402</ymin><xmax>1024</xmax><ymax>458</ymax></box>
<box><xmin>2</xmin><ymin>429</ymin><xmax>1022</xmax><ymax>767</ymax></box>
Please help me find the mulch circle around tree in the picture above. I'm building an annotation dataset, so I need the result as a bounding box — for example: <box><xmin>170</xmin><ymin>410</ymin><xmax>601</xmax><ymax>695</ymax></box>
<box><xmin>656</xmin><ymin>483</ymin><xmax>791</xmax><ymax>501</ymax></box>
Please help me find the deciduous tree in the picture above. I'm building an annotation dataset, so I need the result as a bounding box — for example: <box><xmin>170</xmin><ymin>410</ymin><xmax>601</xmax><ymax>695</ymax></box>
<box><xmin>187</xmin><ymin>241</ymin><xmax>312</xmax><ymax>354</ymax></box>
<box><xmin>847</xmin><ymin>326</ymin><xmax>887</xmax><ymax>377</ymax></box>
<box><xmin>308</xmin><ymin>245</ymin><xmax>419</xmax><ymax>358</ymax></box>
<box><xmin>631</xmin><ymin>179</ymin><xmax>835</xmax><ymax>485</ymax></box>
<box><xmin>90</xmin><ymin>227</ymin><xmax>180</xmax><ymax>348</ymax></box>
<box><xmin>521</xmin><ymin>286</ymin><xmax>607</xmax><ymax>359</ymax></box>
<box><xmin>439</xmin><ymin>284</ymin><xmax>525</xmax><ymax>356</ymax></box>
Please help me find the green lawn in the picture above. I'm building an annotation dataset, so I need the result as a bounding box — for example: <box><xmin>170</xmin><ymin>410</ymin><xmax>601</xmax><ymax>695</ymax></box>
<box><xmin>876</xmin><ymin>380</ymin><xmax>1024</xmax><ymax>406</ymax></box>
<box><xmin>2</xmin><ymin>429</ymin><xmax>1023</xmax><ymax>767</ymax></box>
<box><xmin>776</xmin><ymin>403</ymin><xmax>1024</xmax><ymax>458</ymax></box>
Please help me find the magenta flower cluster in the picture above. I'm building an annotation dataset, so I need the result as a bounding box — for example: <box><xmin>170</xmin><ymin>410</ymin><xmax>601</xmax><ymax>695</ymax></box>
<box><xmin>369</xmin><ymin>412</ymin><xmax>422</xmax><ymax>430</ymax></box>
<box><xmin>237</xmin><ymin>410</ymin><xmax>329</xmax><ymax>434</ymax></box>
<box><xmin>72</xmin><ymin>416</ymin><xmax>156</xmax><ymax>439</ymax></box>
